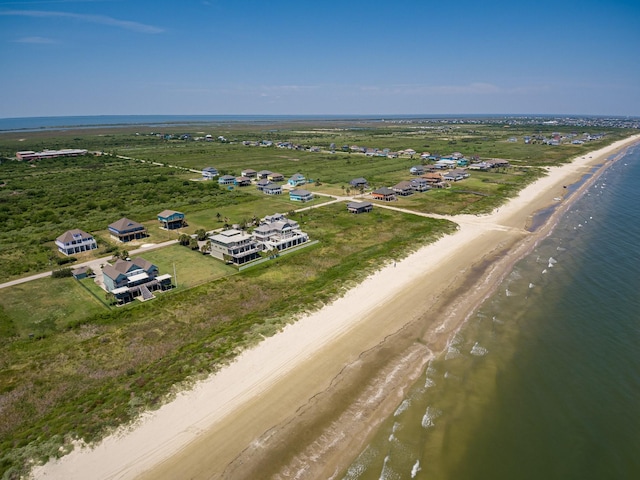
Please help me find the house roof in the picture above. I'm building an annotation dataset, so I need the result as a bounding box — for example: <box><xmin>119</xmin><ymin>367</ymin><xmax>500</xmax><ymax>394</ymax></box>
<box><xmin>347</xmin><ymin>201</ymin><xmax>372</xmax><ymax>209</ymax></box>
<box><xmin>394</xmin><ymin>181</ymin><xmax>413</xmax><ymax>190</ymax></box>
<box><xmin>263</xmin><ymin>182</ymin><xmax>281</xmax><ymax>190</ymax></box>
<box><xmin>350</xmin><ymin>177</ymin><xmax>368</xmax><ymax>184</ymax></box>
<box><xmin>109</xmin><ymin>217</ymin><xmax>144</xmax><ymax>232</ymax></box>
<box><xmin>290</xmin><ymin>173</ymin><xmax>305</xmax><ymax>179</ymax></box>
<box><xmin>157</xmin><ymin>209</ymin><xmax>183</xmax><ymax>219</ymax></box>
<box><xmin>56</xmin><ymin>228</ymin><xmax>93</xmax><ymax>243</ymax></box>
<box><xmin>290</xmin><ymin>189</ymin><xmax>312</xmax><ymax>196</ymax></box>
<box><xmin>372</xmin><ymin>187</ymin><xmax>395</xmax><ymax>195</ymax></box>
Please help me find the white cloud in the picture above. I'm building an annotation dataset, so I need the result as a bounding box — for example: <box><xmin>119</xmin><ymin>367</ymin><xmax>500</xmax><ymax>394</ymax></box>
<box><xmin>0</xmin><ymin>10</ymin><xmax>164</xmax><ymax>33</ymax></box>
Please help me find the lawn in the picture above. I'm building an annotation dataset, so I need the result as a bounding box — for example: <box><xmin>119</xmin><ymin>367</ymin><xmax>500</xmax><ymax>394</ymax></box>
<box><xmin>136</xmin><ymin>244</ymin><xmax>236</xmax><ymax>289</ymax></box>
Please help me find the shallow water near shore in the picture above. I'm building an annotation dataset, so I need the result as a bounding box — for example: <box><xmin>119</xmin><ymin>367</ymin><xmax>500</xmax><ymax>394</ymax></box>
<box><xmin>341</xmin><ymin>145</ymin><xmax>640</xmax><ymax>480</ymax></box>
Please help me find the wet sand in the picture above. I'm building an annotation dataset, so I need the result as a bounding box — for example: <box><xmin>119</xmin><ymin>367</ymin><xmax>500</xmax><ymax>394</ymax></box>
<box><xmin>32</xmin><ymin>135</ymin><xmax>640</xmax><ymax>480</ymax></box>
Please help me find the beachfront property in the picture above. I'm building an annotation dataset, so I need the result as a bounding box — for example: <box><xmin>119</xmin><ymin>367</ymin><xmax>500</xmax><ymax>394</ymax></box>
<box><xmin>102</xmin><ymin>257</ymin><xmax>172</xmax><ymax>304</ymax></box>
<box><xmin>347</xmin><ymin>201</ymin><xmax>373</xmax><ymax>214</ymax></box>
<box><xmin>209</xmin><ymin>229</ymin><xmax>262</xmax><ymax>265</ymax></box>
<box><xmin>241</xmin><ymin>169</ymin><xmax>257</xmax><ymax>178</ymax></box>
<box><xmin>235</xmin><ymin>176</ymin><xmax>252</xmax><ymax>187</ymax></box>
<box><xmin>392</xmin><ymin>181</ymin><xmax>414</xmax><ymax>196</ymax></box>
<box><xmin>289</xmin><ymin>189</ymin><xmax>314</xmax><ymax>202</ymax></box>
<box><xmin>55</xmin><ymin>229</ymin><xmax>98</xmax><ymax>256</ymax></box>
<box><xmin>257</xmin><ymin>170</ymin><xmax>272</xmax><ymax>179</ymax></box>
<box><xmin>443</xmin><ymin>169</ymin><xmax>470</xmax><ymax>182</ymax></box>
<box><xmin>252</xmin><ymin>213</ymin><xmax>309</xmax><ymax>252</ymax></box>
<box><xmin>256</xmin><ymin>178</ymin><xmax>271</xmax><ymax>191</ymax></box>
<box><xmin>268</xmin><ymin>172</ymin><xmax>285</xmax><ymax>182</ymax></box>
<box><xmin>410</xmin><ymin>177</ymin><xmax>430</xmax><ymax>192</ymax></box>
<box><xmin>288</xmin><ymin>173</ymin><xmax>306</xmax><ymax>186</ymax></box>
<box><xmin>371</xmin><ymin>187</ymin><xmax>396</xmax><ymax>202</ymax></box>
<box><xmin>422</xmin><ymin>172</ymin><xmax>447</xmax><ymax>188</ymax></box>
<box><xmin>157</xmin><ymin>210</ymin><xmax>185</xmax><ymax>230</ymax></box>
<box><xmin>349</xmin><ymin>177</ymin><xmax>368</xmax><ymax>189</ymax></box>
<box><xmin>16</xmin><ymin>148</ymin><xmax>88</xmax><ymax>161</ymax></box>
<box><xmin>262</xmin><ymin>183</ymin><xmax>283</xmax><ymax>195</ymax></box>
<box><xmin>108</xmin><ymin>217</ymin><xmax>147</xmax><ymax>242</ymax></box>
<box><xmin>202</xmin><ymin>167</ymin><xmax>218</xmax><ymax>179</ymax></box>
<box><xmin>218</xmin><ymin>175</ymin><xmax>236</xmax><ymax>185</ymax></box>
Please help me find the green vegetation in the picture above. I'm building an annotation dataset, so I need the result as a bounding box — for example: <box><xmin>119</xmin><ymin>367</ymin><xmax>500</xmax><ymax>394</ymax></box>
<box><xmin>0</xmin><ymin>119</ymin><xmax>635</xmax><ymax>477</ymax></box>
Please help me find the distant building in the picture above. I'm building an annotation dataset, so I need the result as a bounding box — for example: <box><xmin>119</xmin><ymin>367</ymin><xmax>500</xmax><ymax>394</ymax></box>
<box><xmin>16</xmin><ymin>149</ymin><xmax>88</xmax><ymax>161</ymax></box>
<box><xmin>288</xmin><ymin>173</ymin><xmax>306</xmax><ymax>186</ymax></box>
<box><xmin>289</xmin><ymin>189</ymin><xmax>314</xmax><ymax>202</ymax></box>
<box><xmin>202</xmin><ymin>167</ymin><xmax>218</xmax><ymax>179</ymax></box>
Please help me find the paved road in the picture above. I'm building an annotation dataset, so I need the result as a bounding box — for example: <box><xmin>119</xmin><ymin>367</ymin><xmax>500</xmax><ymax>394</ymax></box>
<box><xmin>0</xmin><ymin>240</ymin><xmax>178</xmax><ymax>290</ymax></box>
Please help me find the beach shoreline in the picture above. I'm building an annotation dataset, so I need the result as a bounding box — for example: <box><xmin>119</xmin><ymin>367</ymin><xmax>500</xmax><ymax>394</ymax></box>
<box><xmin>32</xmin><ymin>135</ymin><xmax>640</xmax><ymax>480</ymax></box>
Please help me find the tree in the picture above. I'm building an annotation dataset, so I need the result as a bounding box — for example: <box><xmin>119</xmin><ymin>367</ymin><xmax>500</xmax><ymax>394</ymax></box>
<box><xmin>216</xmin><ymin>212</ymin><xmax>222</xmax><ymax>222</ymax></box>
<box><xmin>178</xmin><ymin>234</ymin><xmax>190</xmax><ymax>246</ymax></box>
<box><xmin>195</xmin><ymin>228</ymin><xmax>207</xmax><ymax>241</ymax></box>
<box><xmin>189</xmin><ymin>238</ymin><xmax>199</xmax><ymax>250</ymax></box>
<box><xmin>200</xmin><ymin>240</ymin><xmax>212</xmax><ymax>255</ymax></box>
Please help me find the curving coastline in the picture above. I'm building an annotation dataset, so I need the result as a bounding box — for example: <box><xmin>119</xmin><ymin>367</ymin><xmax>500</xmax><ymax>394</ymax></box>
<box><xmin>32</xmin><ymin>134</ymin><xmax>640</xmax><ymax>480</ymax></box>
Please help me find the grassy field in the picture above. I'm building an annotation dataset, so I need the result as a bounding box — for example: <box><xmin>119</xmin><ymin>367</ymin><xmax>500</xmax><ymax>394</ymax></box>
<box><xmin>0</xmin><ymin>202</ymin><xmax>456</xmax><ymax>477</ymax></box>
<box><xmin>137</xmin><ymin>244</ymin><xmax>236</xmax><ymax>289</ymax></box>
<box><xmin>0</xmin><ymin>119</ymin><xmax>636</xmax><ymax>477</ymax></box>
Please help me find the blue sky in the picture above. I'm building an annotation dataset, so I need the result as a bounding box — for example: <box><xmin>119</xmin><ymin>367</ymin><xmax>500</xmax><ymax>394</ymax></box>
<box><xmin>1</xmin><ymin>0</ymin><xmax>639</xmax><ymax>117</ymax></box>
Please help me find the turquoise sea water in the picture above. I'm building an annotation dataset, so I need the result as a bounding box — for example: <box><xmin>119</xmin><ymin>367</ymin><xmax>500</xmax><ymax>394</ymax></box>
<box><xmin>342</xmin><ymin>144</ymin><xmax>640</xmax><ymax>480</ymax></box>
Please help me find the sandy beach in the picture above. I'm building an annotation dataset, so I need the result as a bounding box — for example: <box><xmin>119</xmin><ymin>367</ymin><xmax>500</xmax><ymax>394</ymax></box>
<box><xmin>32</xmin><ymin>135</ymin><xmax>640</xmax><ymax>480</ymax></box>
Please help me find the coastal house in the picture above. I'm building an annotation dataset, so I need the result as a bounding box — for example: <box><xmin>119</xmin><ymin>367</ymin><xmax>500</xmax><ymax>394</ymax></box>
<box><xmin>349</xmin><ymin>177</ymin><xmax>368</xmax><ymax>189</ymax></box>
<box><xmin>257</xmin><ymin>170</ymin><xmax>272</xmax><ymax>179</ymax></box>
<box><xmin>263</xmin><ymin>183</ymin><xmax>283</xmax><ymax>195</ymax></box>
<box><xmin>108</xmin><ymin>217</ymin><xmax>147</xmax><ymax>243</ymax></box>
<box><xmin>103</xmin><ymin>257</ymin><xmax>172</xmax><ymax>304</ymax></box>
<box><xmin>234</xmin><ymin>176</ymin><xmax>252</xmax><ymax>187</ymax></box>
<box><xmin>202</xmin><ymin>167</ymin><xmax>218</xmax><ymax>179</ymax></box>
<box><xmin>157</xmin><ymin>210</ymin><xmax>185</xmax><ymax>230</ymax></box>
<box><xmin>55</xmin><ymin>229</ymin><xmax>97</xmax><ymax>256</ymax></box>
<box><xmin>289</xmin><ymin>189</ymin><xmax>314</xmax><ymax>202</ymax></box>
<box><xmin>347</xmin><ymin>201</ymin><xmax>373</xmax><ymax>214</ymax></box>
<box><xmin>252</xmin><ymin>214</ymin><xmax>309</xmax><ymax>252</ymax></box>
<box><xmin>218</xmin><ymin>175</ymin><xmax>236</xmax><ymax>185</ymax></box>
<box><xmin>209</xmin><ymin>229</ymin><xmax>262</xmax><ymax>265</ymax></box>
<box><xmin>392</xmin><ymin>181</ymin><xmax>414</xmax><ymax>196</ymax></box>
<box><xmin>268</xmin><ymin>172</ymin><xmax>285</xmax><ymax>182</ymax></box>
<box><xmin>422</xmin><ymin>173</ymin><xmax>447</xmax><ymax>188</ymax></box>
<box><xmin>371</xmin><ymin>187</ymin><xmax>396</xmax><ymax>202</ymax></box>
<box><xmin>288</xmin><ymin>173</ymin><xmax>306</xmax><ymax>187</ymax></box>
<box><xmin>410</xmin><ymin>177</ymin><xmax>430</xmax><ymax>192</ymax></box>
<box><xmin>410</xmin><ymin>165</ymin><xmax>425</xmax><ymax>175</ymax></box>
<box><xmin>443</xmin><ymin>169</ymin><xmax>470</xmax><ymax>182</ymax></box>
<box><xmin>241</xmin><ymin>169</ymin><xmax>257</xmax><ymax>178</ymax></box>
<box><xmin>487</xmin><ymin>159</ymin><xmax>511</xmax><ymax>168</ymax></box>
<box><xmin>256</xmin><ymin>178</ymin><xmax>271</xmax><ymax>191</ymax></box>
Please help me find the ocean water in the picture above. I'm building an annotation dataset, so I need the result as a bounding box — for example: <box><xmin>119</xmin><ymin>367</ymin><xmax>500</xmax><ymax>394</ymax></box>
<box><xmin>342</xmin><ymin>144</ymin><xmax>640</xmax><ymax>480</ymax></box>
